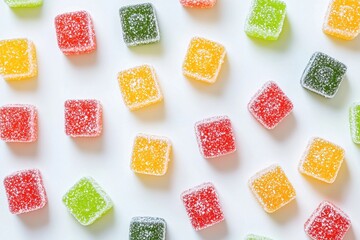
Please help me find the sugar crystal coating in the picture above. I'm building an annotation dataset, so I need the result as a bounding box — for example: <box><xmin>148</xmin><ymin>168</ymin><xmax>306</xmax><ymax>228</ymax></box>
<box><xmin>245</xmin><ymin>234</ymin><xmax>273</xmax><ymax>240</ymax></box>
<box><xmin>55</xmin><ymin>11</ymin><xmax>96</xmax><ymax>55</ymax></box>
<box><xmin>249</xmin><ymin>165</ymin><xmax>296</xmax><ymax>213</ymax></box>
<box><xmin>195</xmin><ymin>116</ymin><xmax>236</xmax><ymax>158</ymax></box>
<box><xmin>4</xmin><ymin>0</ymin><xmax>43</xmax><ymax>8</ymax></box>
<box><xmin>129</xmin><ymin>216</ymin><xmax>166</xmax><ymax>240</ymax></box>
<box><xmin>248</xmin><ymin>81</ymin><xmax>293</xmax><ymax>129</ymax></box>
<box><xmin>180</xmin><ymin>0</ymin><xmax>217</xmax><ymax>8</ymax></box>
<box><xmin>305</xmin><ymin>201</ymin><xmax>351</xmax><ymax>240</ymax></box>
<box><xmin>299</xmin><ymin>137</ymin><xmax>345</xmax><ymax>183</ymax></box>
<box><xmin>349</xmin><ymin>102</ymin><xmax>360</xmax><ymax>144</ymax></box>
<box><xmin>63</xmin><ymin>177</ymin><xmax>113</xmax><ymax>226</ymax></box>
<box><xmin>181</xmin><ymin>182</ymin><xmax>224</xmax><ymax>231</ymax></box>
<box><xmin>183</xmin><ymin>37</ymin><xmax>226</xmax><ymax>84</ymax></box>
<box><xmin>4</xmin><ymin>169</ymin><xmax>47</xmax><ymax>214</ymax></box>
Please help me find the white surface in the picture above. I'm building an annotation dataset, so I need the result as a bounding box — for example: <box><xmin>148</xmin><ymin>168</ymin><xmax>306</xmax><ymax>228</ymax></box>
<box><xmin>0</xmin><ymin>0</ymin><xmax>359</xmax><ymax>239</ymax></box>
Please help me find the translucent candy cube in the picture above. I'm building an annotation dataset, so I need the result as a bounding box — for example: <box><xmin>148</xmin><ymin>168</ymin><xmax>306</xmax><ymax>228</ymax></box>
<box><xmin>305</xmin><ymin>201</ymin><xmax>351</xmax><ymax>240</ymax></box>
<box><xmin>195</xmin><ymin>116</ymin><xmax>236</xmax><ymax>158</ymax></box>
<box><xmin>119</xmin><ymin>3</ymin><xmax>160</xmax><ymax>46</ymax></box>
<box><xmin>131</xmin><ymin>134</ymin><xmax>171</xmax><ymax>176</ymax></box>
<box><xmin>299</xmin><ymin>137</ymin><xmax>345</xmax><ymax>183</ymax></box>
<box><xmin>249</xmin><ymin>165</ymin><xmax>296</xmax><ymax>213</ymax></box>
<box><xmin>0</xmin><ymin>39</ymin><xmax>37</xmax><ymax>81</ymax></box>
<box><xmin>245</xmin><ymin>234</ymin><xmax>273</xmax><ymax>240</ymax></box>
<box><xmin>0</xmin><ymin>104</ymin><xmax>38</xmax><ymax>143</ymax></box>
<box><xmin>118</xmin><ymin>65</ymin><xmax>163</xmax><ymax>111</ymax></box>
<box><xmin>181</xmin><ymin>182</ymin><xmax>224</xmax><ymax>231</ymax></box>
<box><xmin>180</xmin><ymin>0</ymin><xmax>217</xmax><ymax>8</ymax></box>
<box><xmin>63</xmin><ymin>177</ymin><xmax>113</xmax><ymax>226</ymax></box>
<box><xmin>4</xmin><ymin>0</ymin><xmax>43</xmax><ymax>8</ymax></box>
<box><xmin>323</xmin><ymin>0</ymin><xmax>360</xmax><ymax>40</ymax></box>
<box><xmin>349</xmin><ymin>102</ymin><xmax>360</xmax><ymax>144</ymax></box>
<box><xmin>65</xmin><ymin>99</ymin><xmax>103</xmax><ymax>137</ymax></box>
<box><xmin>244</xmin><ymin>0</ymin><xmax>287</xmax><ymax>40</ymax></box>
<box><xmin>248</xmin><ymin>81</ymin><xmax>293</xmax><ymax>129</ymax></box>
<box><xmin>129</xmin><ymin>217</ymin><xmax>166</xmax><ymax>240</ymax></box>
<box><xmin>4</xmin><ymin>169</ymin><xmax>47</xmax><ymax>214</ymax></box>
<box><xmin>55</xmin><ymin>11</ymin><xmax>96</xmax><ymax>55</ymax></box>
<box><xmin>183</xmin><ymin>37</ymin><xmax>226</xmax><ymax>84</ymax></box>
<box><xmin>301</xmin><ymin>52</ymin><xmax>347</xmax><ymax>98</ymax></box>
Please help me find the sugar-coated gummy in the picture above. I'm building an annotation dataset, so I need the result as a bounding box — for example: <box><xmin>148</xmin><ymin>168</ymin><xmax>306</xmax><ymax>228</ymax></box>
<box><xmin>299</xmin><ymin>137</ymin><xmax>345</xmax><ymax>184</ymax></box>
<box><xmin>183</xmin><ymin>37</ymin><xmax>226</xmax><ymax>84</ymax></box>
<box><xmin>4</xmin><ymin>0</ymin><xmax>43</xmax><ymax>8</ymax></box>
<box><xmin>305</xmin><ymin>201</ymin><xmax>351</xmax><ymax>240</ymax></box>
<box><xmin>55</xmin><ymin>11</ymin><xmax>96</xmax><ymax>55</ymax></box>
<box><xmin>349</xmin><ymin>103</ymin><xmax>360</xmax><ymax>144</ymax></box>
<box><xmin>0</xmin><ymin>39</ymin><xmax>37</xmax><ymax>81</ymax></box>
<box><xmin>301</xmin><ymin>52</ymin><xmax>347</xmax><ymax>98</ymax></box>
<box><xmin>119</xmin><ymin>3</ymin><xmax>160</xmax><ymax>46</ymax></box>
<box><xmin>129</xmin><ymin>216</ymin><xmax>166</xmax><ymax>240</ymax></box>
<box><xmin>249</xmin><ymin>165</ymin><xmax>296</xmax><ymax>213</ymax></box>
<box><xmin>248</xmin><ymin>81</ymin><xmax>293</xmax><ymax>129</ymax></box>
<box><xmin>4</xmin><ymin>169</ymin><xmax>47</xmax><ymax>214</ymax></box>
<box><xmin>181</xmin><ymin>182</ymin><xmax>224</xmax><ymax>231</ymax></box>
<box><xmin>244</xmin><ymin>0</ymin><xmax>287</xmax><ymax>40</ymax></box>
<box><xmin>323</xmin><ymin>0</ymin><xmax>360</xmax><ymax>40</ymax></box>
<box><xmin>245</xmin><ymin>234</ymin><xmax>273</xmax><ymax>240</ymax></box>
<box><xmin>179</xmin><ymin>0</ymin><xmax>217</xmax><ymax>8</ymax></box>
<box><xmin>195</xmin><ymin>116</ymin><xmax>236</xmax><ymax>158</ymax></box>
<box><xmin>63</xmin><ymin>177</ymin><xmax>113</xmax><ymax>226</ymax></box>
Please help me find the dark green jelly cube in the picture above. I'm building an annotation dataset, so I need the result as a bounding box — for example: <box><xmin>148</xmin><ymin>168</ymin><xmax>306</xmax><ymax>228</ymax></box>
<box><xmin>129</xmin><ymin>217</ymin><xmax>166</xmax><ymax>240</ymax></box>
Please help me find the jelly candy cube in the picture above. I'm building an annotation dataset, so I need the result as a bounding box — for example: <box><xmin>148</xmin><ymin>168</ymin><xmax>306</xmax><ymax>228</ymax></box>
<box><xmin>249</xmin><ymin>165</ymin><xmax>296</xmax><ymax>213</ymax></box>
<box><xmin>248</xmin><ymin>81</ymin><xmax>293</xmax><ymax>129</ymax></box>
<box><xmin>4</xmin><ymin>169</ymin><xmax>47</xmax><ymax>214</ymax></box>
<box><xmin>65</xmin><ymin>99</ymin><xmax>102</xmax><ymax>137</ymax></box>
<box><xmin>299</xmin><ymin>137</ymin><xmax>345</xmax><ymax>183</ymax></box>
<box><xmin>349</xmin><ymin>102</ymin><xmax>360</xmax><ymax>144</ymax></box>
<box><xmin>180</xmin><ymin>0</ymin><xmax>216</xmax><ymax>8</ymax></box>
<box><xmin>118</xmin><ymin>65</ymin><xmax>163</xmax><ymax>111</ymax></box>
<box><xmin>183</xmin><ymin>37</ymin><xmax>226</xmax><ymax>84</ymax></box>
<box><xmin>301</xmin><ymin>52</ymin><xmax>347</xmax><ymax>98</ymax></box>
<box><xmin>323</xmin><ymin>0</ymin><xmax>360</xmax><ymax>40</ymax></box>
<box><xmin>305</xmin><ymin>201</ymin><xmax>351</xmax><ymax>240</ymax></box>
<box><xmin>0</xmin><ymin>39</ymin><xmax>37</xmax><ymax>81</ymax></box>
<box><xmin>55</xmin><ymin>11</ymin><xmax>96</xmax><ymax>55</ymax></box>
<box><xmin>63</xmin><ymin>177</ymin><xmax>113</xmax><ymax>226</ymax></box>
<box><xmin>181</xmin><ymin>182</ymin><xmax>224</xmax><ymax>231</ymax></box>
<box><xmin>4</xmin><ymin>0</ymin><xmax>43</xmax><ymax>8</ymax></box>
<box><xmin>245</xmin><ymin>234</ymin><xmax>273</xmax><ymax>240</ymax></box>
<box><xmin>195</xmin><ymin>116</ymin><xmax>236</xmax><ymax>158</ymax></box>
<box><xmin>131</xmin><ymin>134</ymin><xmax>171</xmax><ymax>176</ymax></box>
<box><xmin>244</xmin><ymin>0</ymin><xmax>286</xmax><ymax>40</ymax></box>
<box><xmin>0</xmin><ymin>104</ymin><xmax>38</xmax><ymax>143</ymax></box>
<box><xmin>119</xmin><ymin>3</ymin><xmax>160</xmax><ymax>46</ymax></box>
<box><xmin>129</xmin><ymin>216</ymin><xmax>166</xmax><ymax>240</ymax></box>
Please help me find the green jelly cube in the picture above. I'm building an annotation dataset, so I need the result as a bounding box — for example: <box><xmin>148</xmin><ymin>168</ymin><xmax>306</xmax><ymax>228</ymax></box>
<box><xmin>62</xmin><ymin>177</ymin><xmax>113</xmax><ymax>226</ymax></box>
<box><xmin>119</xmin><ymin>3</ymin><xmax>160</xmax><ymax>47</ymax></box>
<box><xmin>4</xmin><ymin>0</ymin><xmax>43</xmax><ymax>8</ymax></box>
<box><xmin>130</xmin><ymin>216</ymin><xmax>166</xmax><ymax>240</ymax></box>
<box><xmin>245</xmin><ymin>234</ymin><xmax>273</xmax><ymax>240</ymax></box>
<box><xmin>301</xmin><ymin>52</ymin><xmax>347</xmax><ymax>98</ymax></box>
<box><xmin>245</xmin><ymin>0</ymin><xmax>286</xmax><ymax>40</ymax></box>
<box><xmin>350</xmin><ymin>103</ymin><xmax>360</xmax><ymax>144</ymax></box>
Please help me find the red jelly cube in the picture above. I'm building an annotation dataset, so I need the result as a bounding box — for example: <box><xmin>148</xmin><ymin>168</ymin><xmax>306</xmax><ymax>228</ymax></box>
<box><xmin>55</xmin><ymin>11</ymin><xmax>96</xmax><ymax>55</ymax></box>
<box><xmin>305</xmin><ymin>201</ymin><xmax>351</xmax><ymax>240</ymax></box>
<box><xmin>181</xmin><ymin>182</ymin><xmax>224</xmax><ymax>231</ymax></box>
<box><xmin>195</xmin><ymin>116</ymin><xmax>236</xmax><ymax>158</ymax></box>
<box><xmin>0</xmin><ymin>104</ymin><xmax>38</xmax><ymax>142</ymax></box>
<box><xmin>248</xmin><ymin>81</ymin><xmax>293</xmax><ymax>129</ymax></box>
<box><xmin>180</xmin><ymin>0</ymin><xmax>217</xmax><ymax>8</ymax></box>
<box><xmin>4</xmin><ymin>169</ymin><xmax>47</xmax><ymax>214</ymax></box>
<box><xmin>65</xmin><ymin>99</ymin><xmax>103</xmax><ymax>137</ymax></box>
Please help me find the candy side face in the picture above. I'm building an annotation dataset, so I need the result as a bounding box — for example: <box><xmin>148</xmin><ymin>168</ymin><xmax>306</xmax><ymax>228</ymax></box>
<box><xmin>129</xmin><ymin>216</ymin><xmax>166</xmax><ymax>240</ymax></box>
<box><xmin>179</xmin><ymin>0</ymin><xmax>217</xmax><ymax>8</ymax></box>
<box><xmin>62</xmin><ymin>177</ymin><xmax>113</xmax><ymax>226</ymax></box>
<box><xmin>304</xmin><ymin>201</ymin><xmax>351</xmax><ymax>240</ymax></box>
<box><xmin>183</xmin><ymin>37</ymin><xmax>226</xmax><ymax>84</ymax></box>
<box><xmin>245</xmin><ymin>234</ymin><xmax>273</xmax><ymax>240</ymax></box>
<box><xmin>4</xmin><ymin>0</ymin><xmax>43</xmax><ymax>8</ymax></box>
<box><xmin>181</xmin><ymin>182</ymin><xmax>224</xmax><ymax>231</ymax></box>
<box><xmin>349</xmin><ymin>103</ymin><xmax>360</xmax><ymax>144</ymax></box>
<box><xmin>299</xmin><ymin>137</ymin><xmax>345</xmax><ymax>183</ymax></box>
<box><xmin>244</xmin><ymin>0</ymin><xmax>286</xmax><ymax>40</ymax></box>
<box><xmin>4</xmin><ymin>169</ymin><xmax>47</xmax><ymax>214</ymax></box>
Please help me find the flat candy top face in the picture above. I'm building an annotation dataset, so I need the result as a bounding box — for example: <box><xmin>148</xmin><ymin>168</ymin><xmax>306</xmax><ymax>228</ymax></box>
<box><xmin>301</xmin><ymin>52</ymin><xmax>347</xmax><ymax>98</ymax></box>
<box><xmin>179</xmin><ymin>0</ymin><xmax>217</xmax><ymax>8</ymax></box>
<box><xmin>245</xmin><ymin>234</ymin><xmax>273</xmax><ymax>240</ymax></box>
<box><xmin>4</xmin><ymin>0</ymin><xmax>43</xmax><ymax>8</ymax></box>
<box><xmin>129</xmin><ymin>217</ymin><xmax>166</xmax><ymax>240</ymax></box>
<box><xmin>349</xmin><ymin>103</ymin><xmax>360</xmax><ymax>143</ymax></box>
<box><xmin>119</xmin><ymin>3</ymin><xmax>160</xmax><ymax>46</ymax></box>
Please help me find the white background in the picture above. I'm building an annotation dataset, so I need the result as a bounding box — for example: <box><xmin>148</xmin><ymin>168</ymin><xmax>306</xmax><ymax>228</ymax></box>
<box><xmin>0</xmin><ymin>0</ymin><xmax>359</xmax><ymax>239</ymax></box>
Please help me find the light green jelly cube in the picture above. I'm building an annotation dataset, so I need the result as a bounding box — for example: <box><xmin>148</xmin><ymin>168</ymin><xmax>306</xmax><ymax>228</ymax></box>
<box><xmin>4</xmin><ymin>0</ymin><xmax>43</xmax><ymax>8</ymax></box>
<box><xmin>245</xmin><ymin>234</ymin><xmax>273</xmax><ymax>240</ymax></box>
<box><xmin>350</xmin><ymin>103</ymin><xmax>360</xmax><ymax>144</ymax></box>
<box><xmin>63</xmin><ymin>177</ymin><xmax>113</xmax><ymax>226</ymax></box>
<box><xmin>245</xmin><ymin>0</ymin><xmax>286</xmax><ymax>40</ymax></box>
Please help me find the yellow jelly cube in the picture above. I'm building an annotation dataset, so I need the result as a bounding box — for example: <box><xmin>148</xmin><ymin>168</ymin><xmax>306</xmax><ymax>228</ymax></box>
<box><xmin>299</xmin><ymin>137</ymin><xmax>345</xmax><ymax>183</ymax></box>
<box><xmin>323</xmin><ymin>0</ymin><xmax>360</xmax><ymax>40</ymax></box>
<box><xmin>118</xmin><ymin>65</ymin><xmax>163</xmax><ymax>111</ymax></box>
<box><xmin>182</xmin><ymin>37</ymin><xmax>226</xmax><ymax>84</ymax></box>
<box><xmin>130</xmin><ymin>134</ymin><xmax>171</xmax><ymax>176</ymax></box>
<box><xmin>0</xmin><ymin>39</ymin><xmax>38</xmax><ymax>81</ymax></box>
<box><xmin>249</xmin><ymin>165</ymin><xmax>296</xmax><ymax>213</ymax></box>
